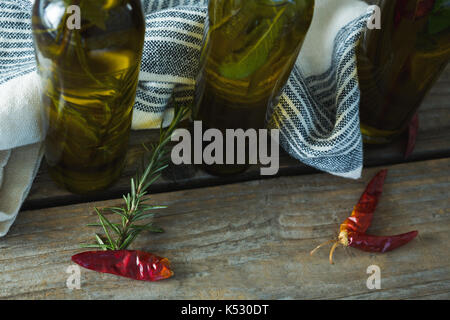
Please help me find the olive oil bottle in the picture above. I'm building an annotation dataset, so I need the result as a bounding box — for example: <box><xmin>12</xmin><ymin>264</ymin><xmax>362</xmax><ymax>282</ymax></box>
<box><xmin>193</xmin><ymin>0</ymin><xmax>314</xmax><ymax>175</ymax></box>
<box><xmin>358</xmin><ymin>0</ymin><xmax>450</xmax><ymax>143</ymax></box>
<box><xmin>32</xmin><ymin>0</ymin><xmax>145</xmax><ymax>193</ymax></box>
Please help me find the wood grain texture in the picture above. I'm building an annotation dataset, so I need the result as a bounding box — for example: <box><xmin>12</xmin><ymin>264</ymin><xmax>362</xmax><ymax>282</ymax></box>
<box><xmin>1</xmin><ymin>159</ymin><xmax>449</xmax><ymax>299</ymax></box>
<box><xmin>23</xmin><ymin>66</ymin><xmax>450</xmax><ymax>211</ymax></box>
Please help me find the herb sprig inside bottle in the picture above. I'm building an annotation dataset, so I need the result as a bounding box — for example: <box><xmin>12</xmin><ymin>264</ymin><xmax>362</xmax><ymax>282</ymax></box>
<box><xmin>82</xmin><ymin>106</ymin><xmax>190</xmax><ymax>251</ymax></box>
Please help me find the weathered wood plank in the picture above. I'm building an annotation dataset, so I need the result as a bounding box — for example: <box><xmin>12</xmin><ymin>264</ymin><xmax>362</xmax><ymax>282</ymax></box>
<box><xmin>23</xmin><ymin>66</ymin><xmax>450</xmax><ymax>210</ymax></box>
<box><xmin>1</xmin><ymin>158</ymin><xmax>449</xmax><ymax>299</ymax></box>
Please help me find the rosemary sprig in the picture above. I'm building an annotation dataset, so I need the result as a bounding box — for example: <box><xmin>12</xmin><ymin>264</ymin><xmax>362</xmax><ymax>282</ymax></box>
<box><xmin>82</xmin><ymin>106</ymin><xmax>190</xmax><ymax>251</ymax></box>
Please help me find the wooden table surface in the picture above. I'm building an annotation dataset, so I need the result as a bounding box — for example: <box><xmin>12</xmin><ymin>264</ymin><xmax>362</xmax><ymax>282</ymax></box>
<box><xmin>0</xmin><ymin>67</ymin><xmax>449</xmax><ymax>300</ymax></box>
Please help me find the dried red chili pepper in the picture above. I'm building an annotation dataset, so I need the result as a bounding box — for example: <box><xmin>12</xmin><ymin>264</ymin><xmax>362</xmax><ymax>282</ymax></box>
<box><xmin>341</xmin><ymin>231</ymin><xmax>419</xmax><ymax>253</ymax></box>
<box><xmin>340</xmin><ymin>169</ymin><xmax>387</xmax><ymax>234</ymax></box>
<box><xmin>311</xmin><ymin>170</ymin><xmax>419</xmax><ymax>264</ymax></box>
<box><xmin>72</xmin><ymin>250</ymin><xmax>174</xmax><ymax>281</ymax></box>
<box><xmin>405</xmin><ymin>113</ymin><xmax>419</xmax><ymax>159</ymax></box>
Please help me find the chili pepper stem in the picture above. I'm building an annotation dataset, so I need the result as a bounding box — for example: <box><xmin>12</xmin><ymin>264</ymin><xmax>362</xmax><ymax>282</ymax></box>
<box><xmin>310</xmin><ymin>231</ymin><xmax>351</xmax><ymax>264</ymax></box>
<box><xmin>329</xmin><ymin>230</ymin><xmax>352</xmax><ymax>264</ymax></box>
<box><xmin>329</xmin><ymin>241</ymin><xmax>340</xmax><ymax>265</ymax></box>
<box><xmin>338</xmin><ymin>230</ymin><xmax>349</xmax><ymax>247</ymax></box>
<box><xmin>310</xmin><ymin>239</ymin><xmax>336</xmax><ymax>256</ymax></box>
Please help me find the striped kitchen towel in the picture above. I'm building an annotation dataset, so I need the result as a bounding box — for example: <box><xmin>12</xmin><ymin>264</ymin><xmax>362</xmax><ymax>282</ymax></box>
<box><xmin>1</xmin><ymin>0</ymin><xmax>373</xmax><ymax>181</ymax></box>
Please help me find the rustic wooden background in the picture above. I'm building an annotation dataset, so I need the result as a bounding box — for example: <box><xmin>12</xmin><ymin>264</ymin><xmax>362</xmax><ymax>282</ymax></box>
<box><xmin>0</xmin><ymin>67</ymin><xmax>448</xmax><ymax>300</ymax></box>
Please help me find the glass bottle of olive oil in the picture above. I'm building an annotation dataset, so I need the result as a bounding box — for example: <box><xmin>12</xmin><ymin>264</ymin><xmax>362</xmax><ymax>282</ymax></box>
<box><xmin>32</xmin><ymin>0</ymin><xmax>145</xmax><ymax>193</ymax></box>
<box><xmin>358</xmin><ymin>0</ymin><xmax>450</xmax><ymax>143</ymax></box>
<box><xmin>193</xmin><ymin>0</ymin><xmax>314</xmax><ymax>175</ymax></box>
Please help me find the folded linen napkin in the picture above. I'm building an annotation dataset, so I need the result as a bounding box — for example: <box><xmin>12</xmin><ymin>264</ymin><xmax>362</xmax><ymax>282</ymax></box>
<box><xmin>0</xmin><ymin>0</ymin><xmax>372</xmax><ymax>236</ymax></box>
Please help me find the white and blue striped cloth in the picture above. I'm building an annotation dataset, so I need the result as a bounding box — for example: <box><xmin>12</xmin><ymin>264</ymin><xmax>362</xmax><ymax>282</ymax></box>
<box><xmin>0</xmin><ymin>0</ymin><xmax>372</xmax><ymax>178</ymax></box>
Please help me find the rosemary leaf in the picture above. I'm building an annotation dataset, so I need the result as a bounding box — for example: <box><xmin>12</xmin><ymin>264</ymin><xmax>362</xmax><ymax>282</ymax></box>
<box><xmin>119</xmin><ymin>230</ymin><xmax>141</xmax><ymax>250</ymax></box>
<box><xmin>132</xmin><ymin>213</ymin><xmax>156</xmax><ymax>222</ymax></box>
<box><xmin>140</xmin><ymin>205</ymin><xmax>168</xmax><ymax>210</ymax></box>
<box><xmin>86</xmin><ymin>223</ymin><xmax>102</xmax><ymax>227</ymax></box>
<box><xmin>109</xmin><ymin>208</ymin><xmax>128</xmax><ymax>220</ymax></box>
<box><xmin>96</xmin><ymin>209</ymin><xmax>121</xmax><ymax>236</ymax></box>
<box><xmin>95</xmin><ymin>210</ymin><xmax>116</xmax><ymax>249</ymax></box>
<box><xmin>95</xmin><ymin>234</ymin><xmax>105</xmax><ymax>246</ymax></box>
